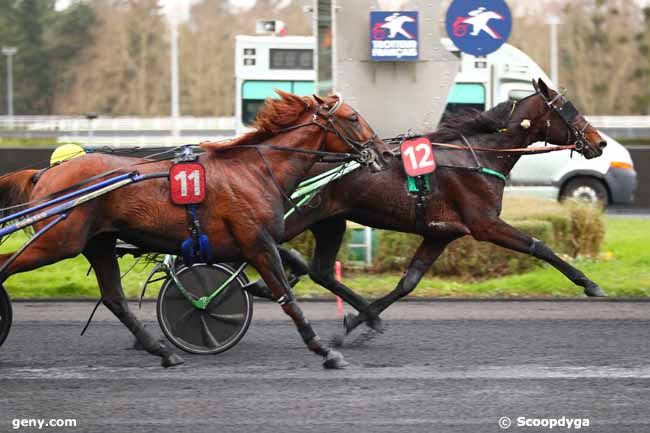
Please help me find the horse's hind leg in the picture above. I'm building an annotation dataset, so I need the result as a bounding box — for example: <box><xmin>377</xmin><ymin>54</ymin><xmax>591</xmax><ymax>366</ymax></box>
<box><xmin>246</xmin><ymin>234</ymin><xmax>347</xmax><ymax>369</ymax></box>
<box><xmin>343</xmin><ymin>237</ymin><xmax>452</xmax><ymax>334</ymax></box>
<box><xmin>83</xmin><ymin>235</ymin><xmax>184</xmax><ymax>368</ymax></box>
<box><xmin>472</xmin><ymin>218</ymin><xmax>606</xmax><ymax>297</ymax></box>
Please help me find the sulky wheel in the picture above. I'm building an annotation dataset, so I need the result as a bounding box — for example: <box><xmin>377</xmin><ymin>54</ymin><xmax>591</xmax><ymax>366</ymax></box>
<box><xmin>157</xmin><ymin>263</ymin><xmax>253</xmax><ymax>355</ymax></box>
<box><xmin>0</xmin><ymin>284</ymin><xmax>12</xmax><ymax>348</ymax></box>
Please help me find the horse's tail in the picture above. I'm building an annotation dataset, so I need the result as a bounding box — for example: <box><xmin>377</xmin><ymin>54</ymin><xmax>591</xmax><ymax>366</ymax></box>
<box><xmin>0</xmin><ymin>169</ymin><xmax>38</xmax><ymax>219</ymax></box>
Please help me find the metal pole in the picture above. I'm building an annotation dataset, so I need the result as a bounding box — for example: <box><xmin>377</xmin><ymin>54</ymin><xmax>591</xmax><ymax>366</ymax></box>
<box><xmin>86</xmin><ymin>112</ymin><xmax>98</xmax><ymax>147</ymax></box>
<box><xmin>7</xmin><ymin>53</ymin><xmax>13</xmax><ymax>117</ymax></box>
<box><xmin>548</xmin><ymin>16</ymin><xmax>559</xmax><ymax>86</ymax></box>
<box><xmin>364</xmin><ymin>226</ymin><xmax>372</xmax><ymax>265</ymax></box>
<box><xmin>2</xmin><ymin>47</ymin><xmax>17</xmax><ymax>119</ymax></box>
<box><xmin>170</xmin><ymin>8</ymin><xmax>180</xmax><ymax>138</ymax></box>
<box><xmin>315</xmin><ymin>0</ymin><xmax>334</xmax><ymax>95</ymax></box>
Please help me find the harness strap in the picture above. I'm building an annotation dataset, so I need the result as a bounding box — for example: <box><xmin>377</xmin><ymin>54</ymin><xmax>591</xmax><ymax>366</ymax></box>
<box><xmin>478</xmin><ymin>167</ymin><xmax>508</xmax><ymax>182</ymax></box>
<box><xmin>436</xmin><ymin>165</ymin><xmax>508</xmax><ymax>183</ymax></box>
<box><xmin>255</xmin><ymin>148</ymin><xmax>303</xmax><ymax>215</ymax></box>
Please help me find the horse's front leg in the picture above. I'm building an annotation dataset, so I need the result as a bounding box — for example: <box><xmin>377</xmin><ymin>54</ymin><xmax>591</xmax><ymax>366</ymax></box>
<box><xmin>243</xmin><ymin>218</ymin><xmax>372</xmax><ymax>315</ymax></box>
<box><xmin>471</xmin><ymin>218</ymin><xmax>606</xmax><ymax>297</ymax></box>
<box><xmin>343</xmin><ymin>236</ymin><xmax>453</xmax><ymax>335</ymax></box>
<box><xmin>246</xmin><ymin>233</ymin><xmax>347</xmax><ymax>369</ymax></box>
<box><xmin>241</xmin><ymin>247</ymin><xmax>308</xmax><ymax>300</ymax></box>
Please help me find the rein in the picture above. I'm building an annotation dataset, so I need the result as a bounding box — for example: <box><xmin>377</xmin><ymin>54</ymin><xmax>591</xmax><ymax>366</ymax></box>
<box><xmin>201</xmin><ymin>141</ymin><xmax>358</xmax><ymax>164</ymax></box>
<box><xmin>0</xmin><ymin>148</ymin><xmax>182</xmax><ymax>215</ymax></box>
<box><xmin>427</xmin><ymin>140</ymin><xmax>577</xmax><ymax>155</ymax></box>
<box><xmin>203</xmin><ymin>94</ymin><xmax>380</xmax><ymax>166</ymax></box>
<box><xmin>386</xmin><ymin>131</ymin><xmax>578</xmax><ymax>156</ymax></box>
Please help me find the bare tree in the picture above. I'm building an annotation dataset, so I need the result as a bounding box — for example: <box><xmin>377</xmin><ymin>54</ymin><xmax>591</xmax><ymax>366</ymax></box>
<box><xmin>179</xmin><ymin>0</ymin><xmax>310</xmax><ymax>116</ymax></box>
<box><xmin>54</xmin><ymin>0</ymin><xmax>170</xmax><ymax>116</ymax></box>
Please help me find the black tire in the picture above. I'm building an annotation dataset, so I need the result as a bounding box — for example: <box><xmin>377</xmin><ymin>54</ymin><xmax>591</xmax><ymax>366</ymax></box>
<box><xmin>157</xmin><ymin>263</ymin><xmax>253</xmax><ymax>355</ymax></box>
<box><xmin>560</xmin><ymin>177</ymin><xmax>609</xmax><ymax>205</ymax></box>
<box><xmin>0</xmin><ymin>284</ymin><xmax>12</xmax><ymax>348</ymax></box>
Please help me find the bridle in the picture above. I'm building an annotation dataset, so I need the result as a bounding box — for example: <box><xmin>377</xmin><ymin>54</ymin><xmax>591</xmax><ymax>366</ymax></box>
<box><xmin>273</xmin><ymin>93</ymin><xmax>382</xmax><ymax>165</ymax></box>
<box><xmin>536</xmin><ymin>90</ymin><xmax>590</xmax><ymax>153</ymax></box>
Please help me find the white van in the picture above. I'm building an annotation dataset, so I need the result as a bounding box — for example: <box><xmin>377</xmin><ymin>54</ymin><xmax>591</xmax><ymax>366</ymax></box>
<box><xmin>234</xmin><ymin>35</ymin><xmax>637</xmax><ymax>204</ymax></box>
<box><xmin>441</xmin><ymin>39</ymin><xmax>637</xmax><ymax>205</ymax></box>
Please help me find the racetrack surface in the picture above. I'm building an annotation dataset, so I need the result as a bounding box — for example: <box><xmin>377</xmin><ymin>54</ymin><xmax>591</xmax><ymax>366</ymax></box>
<box><xmin>1</xmin><ymin>301</ymin><xmax>649</xmax><ymax>433</ymax></box>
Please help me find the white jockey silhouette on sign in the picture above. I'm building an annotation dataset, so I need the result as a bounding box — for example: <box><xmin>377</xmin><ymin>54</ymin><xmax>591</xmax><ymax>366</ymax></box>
<box><xmin>380</xmin><ymin>12</ymin><xmax>416</xmax><ymax>39</ymax></box>
<box><xmin>461</xmin><ymin>7</ymin><xmax>504</xmax><ymax>39</ymax></box>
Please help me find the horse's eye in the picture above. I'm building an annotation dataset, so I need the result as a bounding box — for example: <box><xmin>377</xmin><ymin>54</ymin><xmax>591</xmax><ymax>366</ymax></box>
<box><xmin>349</xmin><ymin>114</ymin><xmax>359</xmax><ymax>122</ymax></box>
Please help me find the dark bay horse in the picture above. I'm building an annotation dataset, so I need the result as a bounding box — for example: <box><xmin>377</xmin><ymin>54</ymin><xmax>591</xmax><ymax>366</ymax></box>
<box><xmin>250</xmin><ymin>79</ymin><xmax>608</xmax><ymax>338</ymax></box>
<box><xmin>0</xmin><ymin>91</ymin><xmax>391</xmax><ymax>368</ymax></box>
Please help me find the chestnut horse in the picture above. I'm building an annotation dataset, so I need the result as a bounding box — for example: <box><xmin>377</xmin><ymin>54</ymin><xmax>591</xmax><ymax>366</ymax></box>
<box><xmin>248</xmin><ymin>79</ymin><xmax>608</xmax><ymax>340</ymax></box>
<box><xmin>0</xmin><ymin>91</ymin><xmax>391</xmax><ymax>368</ymax></box>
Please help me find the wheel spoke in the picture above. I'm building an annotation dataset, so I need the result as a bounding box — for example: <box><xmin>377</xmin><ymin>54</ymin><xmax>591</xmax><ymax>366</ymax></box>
<box><xmin>206</xmin><ymin>312</ymin><xmax>243</xmax><ymax>326</ymax></box>
<box><xmin>200</xmin><ymin>314</ymin><xmax>220</xmax><ymax>348</ymax></box>
<box><xmin>170</xmin><ymin>307</ymin><xmax>196</xmax><ymax>335</ymax></box>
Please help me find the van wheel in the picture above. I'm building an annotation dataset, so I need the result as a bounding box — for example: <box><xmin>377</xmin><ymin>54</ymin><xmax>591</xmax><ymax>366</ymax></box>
<box><xmin>560</xmin><ymin>177</ymin><xmax>609</xmax><ymax>205</ymax></box>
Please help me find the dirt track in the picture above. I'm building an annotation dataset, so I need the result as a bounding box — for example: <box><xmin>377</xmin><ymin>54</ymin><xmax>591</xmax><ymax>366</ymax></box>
<box><xmin>1</xmin><ymin>300</ymin><xmax>649</xmax><ymax>433</ymax></box>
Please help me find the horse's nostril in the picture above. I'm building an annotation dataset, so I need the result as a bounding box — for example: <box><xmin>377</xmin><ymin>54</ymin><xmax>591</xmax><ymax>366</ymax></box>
<box><xmin>382</xmin><ymin>151</ymin><xmax>394</xmax><ymax>160</ymax></box>
<box><xmin>598</xmin><ymin>141</ymin><xmax>607</xmax><ymax>149</ymax></box>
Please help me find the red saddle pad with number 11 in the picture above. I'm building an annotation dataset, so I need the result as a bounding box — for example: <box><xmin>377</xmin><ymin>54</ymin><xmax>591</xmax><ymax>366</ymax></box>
<box><xmin>400</xmin><ymin>137</ymin><xmax>436</xmax><ymax>177</ymax></box>
<box><xmin>169</xmin><ymin>162</ymin><xmax>206</xmax><ymax>205</ymax></box>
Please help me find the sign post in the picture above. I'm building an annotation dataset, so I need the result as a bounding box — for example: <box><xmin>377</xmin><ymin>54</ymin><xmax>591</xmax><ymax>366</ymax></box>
<box><xmin>370</xmin><ymin>11</ymin><xmax>419</xmax><ymax>62</ymax></box>
<box><xmin>334</xmin><ymin>0</ymin><xmax>460</xmax><ymax>138</ymax></box>
<box><xmin>445</xmin><ymin>0</ymin><xmax>512</xmax><ymax>57</ymax></box>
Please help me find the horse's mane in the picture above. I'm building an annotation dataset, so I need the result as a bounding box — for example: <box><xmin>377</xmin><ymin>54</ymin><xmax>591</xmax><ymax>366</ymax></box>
<box><xmin>428</xmin><ymin>100</ymin><xmax>514</xmax><ymax>142</ymax></box>
<box><xmin>201</xmin><ymin>90</ymin><xmax>313</xmax><ymax>152</ymax></box>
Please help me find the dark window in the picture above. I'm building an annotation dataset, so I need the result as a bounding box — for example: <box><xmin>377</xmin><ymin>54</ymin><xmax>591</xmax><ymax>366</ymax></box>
<box><xmin>242</xmin><ymin>100</ymin><xmax>266</xmax><ymax>125</ymax></box>
<box><xmin>269</xmin><ymin>49</ymin><xmax>313</xmax><ymax>70</ymax></box>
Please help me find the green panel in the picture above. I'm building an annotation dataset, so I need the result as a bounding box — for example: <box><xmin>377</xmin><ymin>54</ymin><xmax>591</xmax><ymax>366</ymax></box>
<box><xmin>242</xmin><ymin>81</ymin><xmax>292</xmax><ymax>99</ymax></box>
<box><xmin>446</xmin><ymin>83</ymin><xmax>485</xmax><ymax>104</ymax></box>
<box><xmin>292</xmin><ymin>81</ymin><xmax>315</xmax><ymax>96</ymax></box>
<box><xmin>350</xmin><ymin>228</ymin><xmax>365</xmax><ymax>243</ymax></box>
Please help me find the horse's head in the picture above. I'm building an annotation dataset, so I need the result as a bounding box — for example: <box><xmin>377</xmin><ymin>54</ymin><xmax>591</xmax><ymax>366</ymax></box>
<box><xmin>522</xmin><ymin>78</ymin><xmax>606</xmax><ymax>159</ymax></box>
<box><xmin>312</xmin><ymin>93</ymin><xmax>392</xmax><ymax>172</ymax></box>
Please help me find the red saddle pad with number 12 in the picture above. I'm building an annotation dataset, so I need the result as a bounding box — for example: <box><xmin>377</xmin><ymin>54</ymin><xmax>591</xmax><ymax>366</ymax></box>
<box><xmin>169</xmin><ymin>162</ymin><xmax>206</xmax><ymax>205</ymax></box>
<box><xmin>400</xmin><ymin>137</ymin><xmax>436</xmax><ymax>177</ymax></box>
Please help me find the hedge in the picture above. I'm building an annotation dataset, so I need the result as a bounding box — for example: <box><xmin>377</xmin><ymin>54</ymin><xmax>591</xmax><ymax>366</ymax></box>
<box><xmin>376</xmin><ymin>219</ymin><xmax>554</xmax><ymax>278</ymax></box>
<box><xmin>283</xmin><ymin>197</ymin><xmax>605</xmax><ymax>280</ymax></box>
<box><xmin>375</xmin><ymin>197</ymin><xmax>605</xmax><ymax>278</ymax></box>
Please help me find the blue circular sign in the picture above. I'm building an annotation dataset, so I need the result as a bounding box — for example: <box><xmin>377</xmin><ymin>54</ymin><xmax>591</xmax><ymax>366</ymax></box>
<box><xmin>445</xmin><ymin>0</ymin><xmax>512</xmax><ymax>56</ymax></box>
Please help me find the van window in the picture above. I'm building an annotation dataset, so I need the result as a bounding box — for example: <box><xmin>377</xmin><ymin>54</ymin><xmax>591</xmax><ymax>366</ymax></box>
<box><xmin>441</xmin><ymin>83</ymin><xmax>486</xmax><ymax>122</ymax></box>
<box><xmin>241</xmin><ymin>80</ymin><xmax>315</xmax><ymax>125</ymax></box>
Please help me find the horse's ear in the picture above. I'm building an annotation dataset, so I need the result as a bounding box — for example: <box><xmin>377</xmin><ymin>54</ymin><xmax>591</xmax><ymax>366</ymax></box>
<box><xmin>537</xmin><ymin>78</ymin><xmax>550</xmax><ymax>98</ymax></box>
<box><xmin>532</xmin><ymin>78</ymin><xmax>539</xmax><ymax>92</ymax></box>
<box><xmin>313</xmin><ymin>94</ymin><xmax>326</xmax><ymax>104</ymax></box>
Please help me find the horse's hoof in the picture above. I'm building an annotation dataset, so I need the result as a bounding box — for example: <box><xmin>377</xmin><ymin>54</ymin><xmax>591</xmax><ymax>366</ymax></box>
<box><xmin>323</xmin><ymin>350</ymin><xmax>348</xmax><ymax>369</ymax></box>
<box><xmin>330</xmin><ymin>334</ymin><xmax>345</xmax><ymax>348</ymax></box>
<box><xmin>367</xmin><ymin>317</ymin><xmax>385</xmax><ymax>334</ymax></box>
<box><xmin>585</xmin><ymin>285</ymin><xmax>607</xmax><ymax>297</ymax></box>
<box><xmin>343</xmin><ymin>313</ymin><xmax>359</xmax><ymax>334</ymax></box>
<box><xmin>161</xmin><ymin>353</ymin><xmax>185</xmax><ymax>368</ymax></box>
<box><xmin>133</xmin><ymin>338</ymin><xmax>145</xmax><ymax>351</ymax></box>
